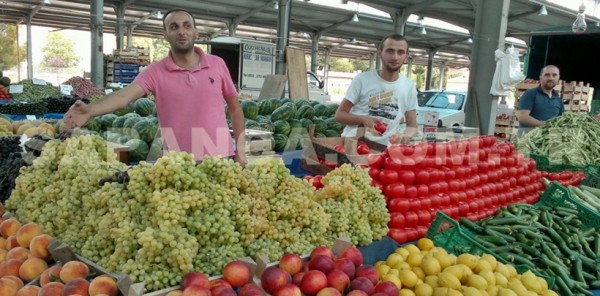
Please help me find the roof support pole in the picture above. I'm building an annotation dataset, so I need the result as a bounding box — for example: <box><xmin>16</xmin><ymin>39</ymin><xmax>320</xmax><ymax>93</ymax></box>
<box><xmin>26</xmin><ymin>17</ymin><xmax>33</xmax><ymax>80</ymax></box>
<box><xmin>439</xmin><ymin>62</ymin><xmax>446</xmax><ymax>89</ymax></box>
<box><xmin>323</xmin><ymin>48</ymin><xmax>331</xmax><ymax>93</ymax></box>
<box><xmin>465</xmin><ymin>0</ymin><xmax>510</xmax><ymax>134</ymax></box>
<box><xmin>275</xmin><ymin>0</ymin><xmax>291</xmax><ymax>75</ymax></box>
<box><xmin>374</xmin><ymin>42</ymin><xmax>381</xmax><ymax>70</ymax></box>
<box><xmin>406</xmin><ymin>57</ymin><xmax>413</xmax><ymax>78</ymax></box>
<box><xmin>369</xmin><ymin>53</ymin><xmax>375</xmax><ymax>70</ymax></box>
<box><xmin>115</xmin><ymin>4</ymin><xmax>125</xmax><ymax>50</ymax></box>
<box><xmin>91</xmin><ymin>0</ymin><xmax>104</xmax><ymax>88</ymax></box>
<box><xmin>392</xmin><ymin>9</ymin><xmax>409</xmax><ymax>35</ymax></box>
<box><xmin>126</xmin><ymin>25</ymin><xmax>133</xmax><ymax>48</ymax></box>
<box><xmin>310</xmin><ymin>34</ymin><xmax>319</xmax><ymax>73</ymax></box>
<box><xmin>425</xmin><ymin>49</ymin><xmax>436</xmax><ymax>90</ymax></box>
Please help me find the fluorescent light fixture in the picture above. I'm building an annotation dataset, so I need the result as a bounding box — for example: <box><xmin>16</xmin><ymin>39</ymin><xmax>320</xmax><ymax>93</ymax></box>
<box><xmin>467</xmin><ymin>38</ymin><xmax>473</xmax><ymax>43</ymax></box>
<box><xmin>154</xmin><ymin>11</ymin><xmax>164</xmax><ymax>19</ymax></box>
<box><xmin>419</xmin><ymin>26</ymin><xmax>427</xmax><ymax>35</ymax></box>
<box><xmin>272</xmin><ymin>0</ymin><xmax>278</xmax><ymax>10</ymax></box>
<box><xmin>297</xmin><ymin>31</ymin><xmax>310</xmax><ymax>38</ymax></box>
<box><xmin>352</xmin><ymin>13</ymin><xmax>359</xmax><ymax>22</ymax></box>
<box><xmin>351</xmin><ymin>38</ymin><xmax>357</xmax><ymax>43</ymax></box>
<box><xmin>417</xmin><ymin>16</ymin><xmax>424</xmax><ymax>26</ymax></box>
<box><xmin>43</xmin><ymin>0</ymin><xmax>51</xmax><ymax>4</ymax></box>
<box><xmin>341</xmin><ymin>0</ymin><xmax>349</xmax><ymax>3</ymax></box>
<box><xmin>538</xmin><ymin>5</ymin><xmax>547</xmax><ymax>16</ymax></box>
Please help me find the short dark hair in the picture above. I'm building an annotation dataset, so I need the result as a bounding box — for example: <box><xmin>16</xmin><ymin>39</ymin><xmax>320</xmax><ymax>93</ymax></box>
<box><xmin>378</xmin><ymin>34</ymin><xmax>409</xmax><ymax>51</ymax></box>
<box><xmin>163</xmin><ymin>9</ymin><xmax>196</xmax><ymax>29</ymax></box>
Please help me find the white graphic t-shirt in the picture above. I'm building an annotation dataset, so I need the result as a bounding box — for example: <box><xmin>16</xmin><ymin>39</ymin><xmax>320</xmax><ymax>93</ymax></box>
<box><xmin>341</xmin><ymin>70</ymin><xmax>418</xmax><ymax>137</ymax></box>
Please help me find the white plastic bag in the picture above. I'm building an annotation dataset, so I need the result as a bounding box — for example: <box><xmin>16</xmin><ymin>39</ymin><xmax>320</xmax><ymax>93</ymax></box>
<box><xmin>490</xmin><ymin>47</ymin><xmax>525</xmax><ymax>95</ymax></box>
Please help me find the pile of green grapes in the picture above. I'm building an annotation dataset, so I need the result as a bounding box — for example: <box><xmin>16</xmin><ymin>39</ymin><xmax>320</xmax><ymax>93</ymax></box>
<box><xmin>6</xmin><ymin>134</ymin><xmax>389</xmax><ymax>292</ymax></box>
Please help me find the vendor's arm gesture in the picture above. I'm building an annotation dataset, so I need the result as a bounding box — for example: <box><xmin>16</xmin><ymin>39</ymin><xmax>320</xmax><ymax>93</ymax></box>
<box><xmin>65</xmin><ymin>84</ymin><xmax>145</xmax><ymax>128</ymax></box>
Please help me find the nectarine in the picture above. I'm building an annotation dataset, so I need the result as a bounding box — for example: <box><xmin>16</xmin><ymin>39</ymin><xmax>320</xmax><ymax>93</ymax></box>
<box><xmin>16</xmin><ymin>223</ymin><xmax>44</xmax><ymax>248</ymax></box>
<box><xmin>88</xmin><ymin>275</ymin><xmax>118</xmax><ymax>296</ymax></box>
<box><xmin>59</xmin><ymin>261</ymin><xmax>90</xmax><ymax>283</ymax></box>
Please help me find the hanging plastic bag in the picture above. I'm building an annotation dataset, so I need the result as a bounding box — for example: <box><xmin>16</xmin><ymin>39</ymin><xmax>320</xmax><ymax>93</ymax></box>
<box><xmin>490</xmin><ymin>47</ymin><xmax>525</xmax><ymax>95</ymax></box>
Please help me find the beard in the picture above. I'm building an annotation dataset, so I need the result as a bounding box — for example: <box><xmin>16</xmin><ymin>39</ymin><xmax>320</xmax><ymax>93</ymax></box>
<box><xmin>542</xmin><ymin>80</ymin><xmax>556</xmax><ymax>91</ymax></box>
<box><xmin>169</xmin><ymin>39</ymin><xmax>195</xmax><ymax>54</ymax></box>
<box><xmin>384</xmin><ymin>63</ymin><xmax>401</xmax><ymax>73</ymax></box>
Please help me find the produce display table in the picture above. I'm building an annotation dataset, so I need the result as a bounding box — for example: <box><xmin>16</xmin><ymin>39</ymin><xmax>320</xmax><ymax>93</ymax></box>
<box><xmin>2</xmin><ymin>113</ymin><xmax>64</xmax><ymax>120</ymax></box>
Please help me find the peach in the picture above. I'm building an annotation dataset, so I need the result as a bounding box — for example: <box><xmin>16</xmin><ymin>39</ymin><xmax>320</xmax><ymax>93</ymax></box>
<box><xmin>238</xmin><ymin>283</ymin><xmax>263</xmax><ymax>296</ymax></box>
<box><xmin>3</xmin><ymin>275</ymin><xmax>24</xmax><ymax>289</ymax></box>
<box><xmin>327</xmin><ymin>269</ymin><xmax>350</xmax><ymax>292</ymax></box>
<box><xmin>0</xmin><ymin>236</ymin><xmax>6</xmax><ymax>250</ymax></box>
<box><xmin>16</xmin><ymin>285</ymin><xmax>41</xmax><ymax>296</ymax></box>
<box><xmin>181</xmin><ymin>272</ymin><xmax>210</xmax><ymax>290</ymax></box>
<box><xmin>346</xmin><ymin>290</ymin><xmax>369</xmax><ymax>296</ymax></box>
<box><xmin>316</xmin><ymin>287</ymin><xmax>342</xmax><ymax>296</ymax></box>
<box><xmin>308</xmin><ymin>255</ymin><xmax>333</xmax><ymax>274</ymax></box>
<box><xmin>0</xmin><ymin>248</ymin><xmax>7</xmax><ymax>262</ymax></box>
<box><xmin>310</xmin><ymin>246</ymin><xmax>334</xmax><ymax>260</ymax></box>
<box><xmin>299</xmin><ymin>270</ymin><xmax>328</xmax><ymax>296</ymax></box>
<box><xmin>16</xmin><ymin>223</ymin><xmax>44</xmax><ymax>248</ymax></box>
<box><xmin>332</xmin><ymin>257</ymin><xmax>356</xmax><ymax>279</ymax></box>
<box><xmin>350</xmin><ymin>277</ymin><xmax>374</xmax><ymax>295</ymax></box>
<box><xmin>59</xmin><ymin>261</ymin><xmax>89</xmax><ymax>283</ymax></box>
<box><xmin>6</xmin><ymin>235</ymin><xmax>20</xmax><ymax>249</ymax></box>
<box><xmin>165</xmin><ymin>290</ymin><xmax>183</xmax><ymax>296</ymax></box>
<box><xmin>182</xmin><ymin>286</ymin><xmax>210</xmax><ymax>296</ymax></box>
<box><xmin>0</xmin><ymin>203</ymin><xmax>5</xmax><ymax>217</ymax></box>
<box><xmin>260</xmin><ymin>266</ymin><xmax>291</xmax><ymax>294</ymax></box>
<box><xmin>278</xmin><ymin>253</ymin><xmax>305</xmax><ymax>276</ymax></box>
<box><xmin>355</xmin><ymin>265</ymin><xmax>379</xmax><ymax>285</ymax></box>
<box><xmin>339</xmin><ymin>246</ymin><xmax>364</xmax><ymax>268</ymax></box>
<box><xmin>6</xmin><ymin>247</ymin><xmax>31</xmax><ymax>262</ymax></box>
<box><xmin>210</xmin><ymin>284</ymin><xmax>237</xmax><ymax>296</ymax></box>
<box><xmin>292</xmin><ymin>271</ymin><xmax>305</xmax><ymax>287</ymax></box>
<box><xmin>38</xmin><ymin>281</ymin><xmax>64</xmax><ymax>296</ymax></box>
<box><xmin>222</xmin><ymin>260</ymin><xmax>250</xmax><ymax>288</ymax></box>
<box><xmin>19</xmin><ymin>257</ymin><xmax>48</xmax><ymax>282</ymax></box>
<box><xmin>88</xmin><ymin>275</ymin><xmax>118</xmax><ymax>296</ymax></box>
<box><xmin>0</xmin><ymin>218</ymin><xmax>22</xmax><ymax>238</ymax></box>
<box><xmin>0</xmin><ymin>277</ymin><xmax>19</xmax><ymax>296</ymax></box>
<box><xmin>373</xmin><ymin>281</ymin><xmax>399</xmax><ymax>296</ymax></box>
<box><xmin>29</xmin><ymin>234</ymin><xmax>52</xmax><ymax>261</ymax></box>
<box><xmin>273</xmin><ymin>283</ymin><xmax>302</xmax><ymax>296</ymax></box>
<box><xmin>0</xmin><ymin>258</ymin><xmax>24</xmax><ymax>277</ymax></box>
<box><xmin>210</xmin><ymin>279</ymin><xmax>232</xmax><ymax>290</ymax></box>
<box><xmin>40</xmin><ymin>265</ymin><xmax>62</xmax><ymax>286</ymax></box>
<box><xmin>62</xmin><ymin>278</ymin><xmax>90</xmax><ymax>296</ymax></box>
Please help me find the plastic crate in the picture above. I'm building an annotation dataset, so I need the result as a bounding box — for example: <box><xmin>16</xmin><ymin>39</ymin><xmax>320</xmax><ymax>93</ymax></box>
<box><xmin>582</xmin><ymin>172</ymin><xmax>600</xmax><ymax>188</ymax></box>
<box><xmin>537</xmin><ymin>181</ymin><xmax>600</xmax><ymax>230</ymax></box>
<box><xmin>530</xmin><ymin>153</ymin><xmax>600</xmax><ymax>174</ymax></box>
<box><xmin>427</xmin><ymin>212</ymin><xmax>556</xmax><ymax>289</ymax></box>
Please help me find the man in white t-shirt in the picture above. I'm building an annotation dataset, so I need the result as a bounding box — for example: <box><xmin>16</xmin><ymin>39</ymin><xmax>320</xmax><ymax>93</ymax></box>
<box><xmin>335</xmin><ymin>34</ymin><xmax>418</xmax><ymax>144</ymax></box>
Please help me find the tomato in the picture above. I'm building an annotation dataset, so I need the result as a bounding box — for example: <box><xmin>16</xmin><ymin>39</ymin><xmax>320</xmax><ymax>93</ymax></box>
<box><xmin>385</xmin><ymin>182</ymin><xmax>406</xmax><ymax>199</ymax></box>
<box><xmin>379</xmin><ymin>169</ymin><xmax>399</xmax><ymax>184</ymax></box>
<box><xmin>448</xmin><ymin>180</ymin><xmax>460</xmax><ymax>192</ymax></box>
<box><xmin>458</xmin><ymin>202</ymin><xmax>470</xmax><ymax>216</ymax></box>
<box><xmin>371</xmin><ymin>179</ymin><xmax>385</xmax><ymax>191</ymax></box>
<box><xmin>449</xmin><ymin>192</ymin><xmax>460</xmax><ymax>204</ymax></box>
<box><xmin>415</xmin><ymin>170</ymin><xmax>430</xmax><ymax>184</ymax></box>
<box><xmin>439</xmin><ymin>194</ymin><xmax>450</xmax><ymax>206</ymax></box>
<box><xmin>397</xmin><ymin>170</ymin><xmax>416</xmax><ymax>185</ymax></box>
<box><xmin>406</xmin><ymin>228</ymin><xmax>420</xmax><ymax>242</ymax></box>
<box><xmin>479</xmin><ymin>173</ymin><xmax>489</xmax><ymax>184</ymax></box>
<box><xmin>443</xmin><ymin>167</ymin><xmax>456</xmax><ymax>181</ymax></box>
<box><xmin>388</xmin><ymin>228</ymin><xmax>408</xmax><ymax>244</ymax></box>
<box><xmin>468</xmin><ymin>200</ymin><xmax>479</xmax><ymax>213</ymax></box>
<box><xmin>368</xmin><ymin>167</ymin><xmax>380</xmax><ymax>181</ymax></box>
<box><xmin>428</xmin><ymin>182</ymin><xmax>441</xmax><ymax>195</ymax></box>
<box><xmin>311</xmin><ymin>175</ymin><xmax>324</xmax><ymax>189</ymax></box>
<box><xmin>388</xmin><ymin>197</ymin><xmax>410</xmax><ymax>212</ymax></box>
<box><xmin>471</xmin><ymin>174</ymin><xmax>481</xmax><ymax>186</ymax></box>
<box><xmin>465</xmin><ymin>189</ymin><xmax>476</xmax><ymax>200</ymax></box>
<box><xmin>357</xmin><ymin>144</ymin><xmax>370</xmax><ymax>155</ymax></box>
<box><xmin>416</xmin><ymin>184</ymin><xmax>429</xmax><ymax>196</ymax></box>
<box><xmin>420</xmin><ymin>196</ymin><xmax>431</xmax><ymax>209</ymax></box>
<box><xmin>429</xmin><ymin>193</ymin><xmax>441</xmax><ymax>208</ymax></box>
<box><xmin>408</xmin><ymin>198</ymin><xmax>422</xmax><ymax>211</ymax></box>
<box><xmin>438</xmin><ymin>181</ymin><xmax>448</xmax><ymax>193</ymax></box>
<box><xmin>388</xmin><ymin>212</ymin><xmax>406</xmax><ymax>228</ymax></box>
<box><xmin>457</xmin><ymin>179</ymin><xmax>467</xmax><ymax>192</ymax></box>
<box><xmin>517</xmin><ymin>175</ymin><xmax>530</xmax><ymax>186</ymax></box>
<box><xmin>367</xmin><ymin>153</ymin><xmax>384</xmax><ymax>169</ymax></box>
<box><xmin>431</xmin><ymin>169</ymin><xmax>445</xmax><ymax>182</ymax></box>
<box><xmin>333</xmin><ymin>144</ymin><xmax>346</xmax><ymax>153</ymax></box>
<box><xmin>303</xmin><ymin>176</ymin><xmax>313</xmax><ymax>182</ymax></box>
<box><xmin>383</xmin><ymin>157</ymin><xmax>403</xmax><ymax>171</ymax></box>
<box><xmin>404</xmin><ymin>212</ymin><xmax>419</xmax><ymax>227</ymax></box>
<box><xmin>374</xmin><ymin>121</ymin><xmax>388</xmax><ymax>134</ymax></box>
<box><xmin>417</xmin><ymin>210</ymin><xmax>432</xmax><ymax>225</ymax></box>
<box><xmin>405</xmin><ymin>185</ymin><xmax>418</xmax><ymax>199</ymax></box>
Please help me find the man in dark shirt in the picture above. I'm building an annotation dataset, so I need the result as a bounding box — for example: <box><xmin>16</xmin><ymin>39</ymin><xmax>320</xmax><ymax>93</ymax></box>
<box><xmin>516</xmin><ymin>65</ymin><xmax>564</xmax><ymax>135</ymax></box>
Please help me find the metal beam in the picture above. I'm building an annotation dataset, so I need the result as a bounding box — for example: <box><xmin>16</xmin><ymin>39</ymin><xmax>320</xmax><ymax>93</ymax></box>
<box><xmin>132</xmin><ymin>11</ymin><xmax>155</xmax><ymax>27</ymax></box>
<box><xmin>508</xmin><ymin>9</ymin><xmax>539</xmax><ymax>22</ymax></box>
<box><xmin>405</xmin><ymin>0</ymin><xmax>445</xmax><ymax>15</ymax></box>
<box><xmin>231</xmin><ymin>2</ymin><xmax>272</xmax><ymax>27</ymax></box>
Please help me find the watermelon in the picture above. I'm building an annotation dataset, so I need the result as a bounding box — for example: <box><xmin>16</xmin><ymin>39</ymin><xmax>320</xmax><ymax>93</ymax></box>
<box><xmin>286</xmin><ymin>133</ymin><xmax>305</xmax><ymax>150</ymax></box>
<box><xmin>326</xmin><ymin>104</ymin><xmax>340</xmax><ymax>116</ymax></box>
<box><xmin>313</xmin><ymin>104</ymin><xmax>328</xmax><ymax>117</ymax></box>
<box><xmin>123</xmin><ymin>117</ymin><xmax>144</xmax><ymax>138</ymax></box>
<box><xmin>99</xmin><ymin>114</ymin><xmax>118</xmax><ymax>129</ymax></box>
<box><xmin>83</xmin><ymin>117</ymin><xmax>102</xmax><ymax>132</ymax></box>
<box><xmin>272</xmin><ymin>134</ymin><xmax>288</xmax><ymax>151</ymax></box>
<box><xmin>309</xmin><ymin>100</ymin><xmax>321</xmax><ymax>107</ymax></box>
<box><xmin>255</xmin><ymin>115</ymin><xmax>271</xmax><ymax>123</ymax></box>
<box><xmin>294</xmin><ymin>105</ymin><xmax>315</xmax><ymax>120</ymax></box>
<box><xmin>133</xmin><ymin>97</ymin><xmax>156</xmax><ymax>116</ymax></box>
<box><xmin>294</xmin><ymin>99</ymin><xmax>310</xmax><ymax>109</ymax></box>
<box><xmin>271</xmin><ymin>103</ymin><xmax>296</xmax><ymax>122</ymax></box>
<box><xmin>300</xmin><ymin>118</ymin><xmax>313</xmax><ymax>129</ymax></box>
<box><xmin>245</xmin><ymin>119</ymin><xmax>260</xmax><ymax>129</ymax></box>
<box><xmin>113</xmin><ymin>104</ymin><xmax>134</xmax><ymax>116</ymax></box>
<box><xmin>288</xmin><ymin>119</ymin><xmax>303</xmax><ymax>131</ymax></box>
<box><xmin>323</xmin><ymin>130</ymin><xmax>341</xmax><ymax>137</ymax></box>
<box><xmin>313</xmin><ymin>118</ymin><xmax>327</xmax><ymax>133</ymax></box>
<box><xmin>147</xmin><ymin>137</ymin><xmax>164</xmax><ymax>161</ymax></box>
<box><xmin>273</xmin><ymin>120</ymin><xmax>291</xmax><ymax>136</ymax></box>
<box><xmin>258</xmin><ymin>98</ymin><xmax>283</xmax><ymax>116</ymax></box>
<box><xmin>133</xmin><ymin>119</ymin><xmax>159</xmax><ymax>143</ymax></box>
<box><xmin>314</xmin><ymin>132</ymin><xmax>326</xmax><ymax>138</ymax></box>
<box><xmin>280</xmin><ymin>98</ymin><xmax>293</xmax><ymax>104</ymax></box>
<box><xmin>126</xmin><ymin>139</ymin><xmax>149</xmax><ymax>163</ymax></box>
<box><xmin>240</xmin><ymin>100</ymin><xmax>259</xmax><ymax>120</ymax></box>
<box><xmin>257</xmin><ymin>120</ymin><xmax>274</xmax><ymax>133</ymax></box>
<box><xmin>325</xmin><ymin>118</ymin><xmax>344</xmax><ymax>133</ymax></box>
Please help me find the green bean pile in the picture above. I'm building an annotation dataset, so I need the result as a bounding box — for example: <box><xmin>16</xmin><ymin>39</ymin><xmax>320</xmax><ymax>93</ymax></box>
<box><xmin>514</xmin><ymin>113</ymin><xmax>600</xmax><ymax>166</ymax></box>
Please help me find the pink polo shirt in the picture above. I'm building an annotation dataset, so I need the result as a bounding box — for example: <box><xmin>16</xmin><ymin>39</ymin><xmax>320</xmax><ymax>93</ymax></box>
<box><xmin>134</xmin><ymin>47</ymin><xmax>238</xmax><ymax>160</ymax></box>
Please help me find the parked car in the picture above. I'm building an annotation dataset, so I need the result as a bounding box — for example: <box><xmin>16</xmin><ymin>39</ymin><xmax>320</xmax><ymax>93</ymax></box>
<box><xmin>417</xmin><ymin>90</ymin><xmax>467</xmax><ymax>127</ymax></box>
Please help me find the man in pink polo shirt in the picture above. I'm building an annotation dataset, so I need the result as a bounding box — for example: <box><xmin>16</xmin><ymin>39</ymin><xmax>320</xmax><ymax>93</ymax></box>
<box><xmin>65</xmin><ymin>9</ymin><xmax>246</xmax><ymax>165</ymax></box>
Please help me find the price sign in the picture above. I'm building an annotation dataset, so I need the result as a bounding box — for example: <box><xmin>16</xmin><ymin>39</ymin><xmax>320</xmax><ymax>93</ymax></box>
<box><xmin>9</xmin><ymin>84</ymin><xmax>23</xmax><ymax>94</ymax></box>
<box><xmin>32</xmin><ymin>78</ymin><xmax>48</xmax><ymax>85</ymax></box>
<box><xmin>26</xmin><ymin>115</ymin><xmax>37</xmax><ymax>120</ymax></box>
<box><xmin>60</xmin><ymin>84</ymin><xmax>73</xmax><ymax>95</ymax></box>
<box><xmin>105</xmin><ymin>89</ymin><xmax>113</xmax><ymax>94</ymax></box>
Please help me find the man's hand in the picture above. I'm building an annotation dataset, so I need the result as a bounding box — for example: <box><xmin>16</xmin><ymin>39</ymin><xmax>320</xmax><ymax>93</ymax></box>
<box><xmin>234</xmin><ymin>151</ymin><xmax>247</xmax><ymax>167</ymax></box>
<box><xmin>389</xmin><ymin>133</ymin><xmax>411</xmax><ymax>144</ymax></box>
<box><xmin>64</xmin><ymin>100</ymin><xmax>92</xmax><ymax>128</ymax></box>
<box><xmin>361</xmin><ymin>116</ymin><xmax>383</xmax><ymax>136</ymax></box>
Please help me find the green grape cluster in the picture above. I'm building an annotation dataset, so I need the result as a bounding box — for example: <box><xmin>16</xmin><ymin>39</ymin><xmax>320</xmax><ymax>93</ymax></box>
<box><xmin>316</xmin><ymin>164</ymin><xmax>390</xmax><ymax>246</ymax></box>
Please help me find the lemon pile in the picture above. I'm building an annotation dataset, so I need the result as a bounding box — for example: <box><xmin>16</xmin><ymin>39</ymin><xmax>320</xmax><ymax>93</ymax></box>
<box><xmin>374</xmin><ymin>238</ymin><xmax>556</xmax><ymax>296</ymax></box>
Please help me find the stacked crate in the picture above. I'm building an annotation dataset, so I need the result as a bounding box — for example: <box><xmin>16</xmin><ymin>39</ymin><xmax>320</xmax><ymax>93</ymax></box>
<box><xmin>105</xmin><ymin>47</ymin><xmax>151</xmax><ymax>85</ymax></box>
<box><xmin>494</xmin><ymin>106</ymin><xmax>519</xmax><ymax>140</ymax></box>
<box><xmin>562</xmin><ymin>81</ymin><xmax>594</xmax><ymax>113</ymax></box>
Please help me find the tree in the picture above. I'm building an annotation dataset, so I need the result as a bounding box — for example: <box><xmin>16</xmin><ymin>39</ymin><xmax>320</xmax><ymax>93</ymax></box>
<box><xmin>128</xmin><ymin>36</ymin><xmax>170</xmax><ymax>63</ymax></box>
<box><xmin>40</xmin><ymin>31</ymin><xmax>79</xmax><ymax>69</ymax></box>
<box><xmin>0</xmin><ymin>24</ymin><xmax>27</xmax><ymax>71</ymax></box>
